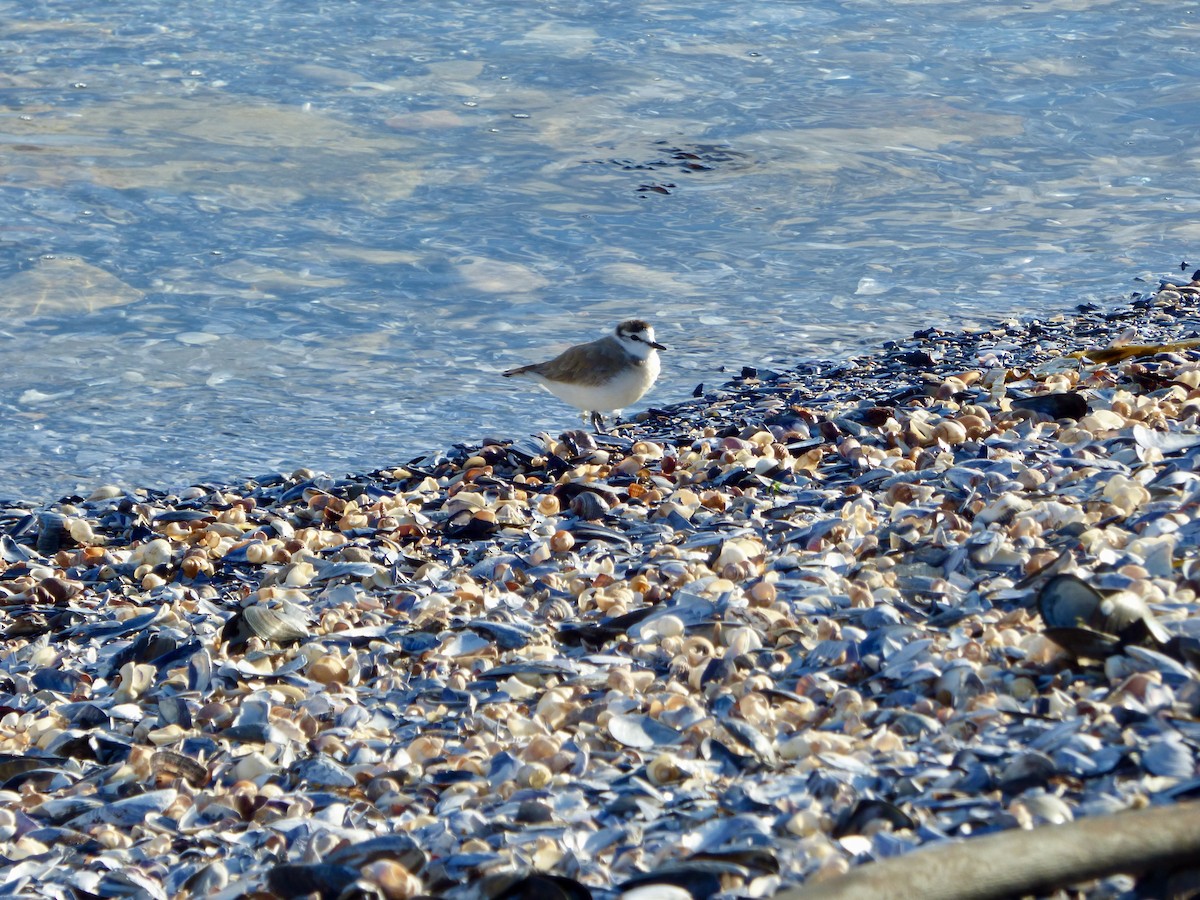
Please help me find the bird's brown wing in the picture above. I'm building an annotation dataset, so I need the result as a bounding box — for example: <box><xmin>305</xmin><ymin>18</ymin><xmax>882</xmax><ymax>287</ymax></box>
<box><xmin>504</xmin><ymin>336</ymin><xmax>632</xmax><ymax>385</ymax></box>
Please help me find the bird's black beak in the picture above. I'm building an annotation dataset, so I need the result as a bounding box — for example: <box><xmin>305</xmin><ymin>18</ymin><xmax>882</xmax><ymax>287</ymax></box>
<box><xmin>649</xmin><ymin>339</ymin><xmax>667</xmax><ymax>350</ymax></box>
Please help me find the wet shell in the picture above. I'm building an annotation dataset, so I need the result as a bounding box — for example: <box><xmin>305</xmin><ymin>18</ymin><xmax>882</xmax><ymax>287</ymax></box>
<box><xmin>1037</xmin><ymin>573</ymin><xmax>1170</xmax><ymax>657</ymax></box>
<box><xmin>607</xmin><ymin>714</ymin><xmax>684</xmax><ymax>749</ymax></box>
<box><xmin>570</xmin><ymin>491</ymin><xmax>611</xmax><ymax>520</ymax></box>
<box><xmin>151</xmin><ymin>750</ymin><xmax>209</xmax><ymax>788</ymax></box>
<box><xmin>66</xmin><ymin>789</ymin><xmax>177</xmax><ymax>827</ymax></box>
<box><xmin>266</xmin><ymin>863</ymin><xmax>360</xmax><ymax>899</ymax></box>
<box><xmin>1010</xmin><ymin>391</ymin><xmax>1089</xmax><ymax>420</ymax></box>
<box><xmin>224</xmin><ymin>601</ymin><xmax>311</xmax><ymax>645</ymax></box>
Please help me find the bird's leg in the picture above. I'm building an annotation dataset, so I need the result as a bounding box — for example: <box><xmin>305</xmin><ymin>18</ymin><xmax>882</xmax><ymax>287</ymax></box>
<box><xmin>590</xmin><ymin>411</ymin><xmax>606</xmax><ymax>433</ymax></box>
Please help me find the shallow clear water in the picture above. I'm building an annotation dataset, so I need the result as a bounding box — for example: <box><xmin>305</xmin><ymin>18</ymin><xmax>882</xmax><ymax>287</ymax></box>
<box><xmin>1</xmin><ymin>0</ymin><xmax>1197</xmax><ymax>502</ymax></box>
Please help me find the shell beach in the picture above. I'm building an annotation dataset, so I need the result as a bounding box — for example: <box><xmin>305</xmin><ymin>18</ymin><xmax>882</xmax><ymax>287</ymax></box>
<box><xmin>4</xmin><ymin>276</ymin><xmax>1200</xmax><ymax>899</ymax></box>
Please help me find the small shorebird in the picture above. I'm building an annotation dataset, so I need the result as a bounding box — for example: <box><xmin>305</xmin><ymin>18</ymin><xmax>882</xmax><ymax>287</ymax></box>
<box><xmin>502</xmin><ymin>319</ymin><xmax>666</xmax><ymax>432</ymax></box>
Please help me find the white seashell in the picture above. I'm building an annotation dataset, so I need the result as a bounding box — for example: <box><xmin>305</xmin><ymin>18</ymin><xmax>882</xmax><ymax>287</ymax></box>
<box><xmin>1078</xmin><ymin>409</ymin><xmax>1126</xmax><ymax>432</ymax></box>
<box><xmin>724</xmin><ymin>626</ymin><xmax>763</xmax><ymax>655</ymax></box>
<box><xmin>621</xmin><ymin>886</ymin><xmax>693</xmax><ymax>900</ymax></box>
<box><xmin>134</xmin><ymin>538</ymin><xmax>173</xmax><ymax>567</ymax></box>
<box><xmin>233</xmin><ymin>752</ymin><xmax>277</xmax><ymax>781</ymax></box>
<box><xmin>935</xmin><ymin>663</ymin><xmax>984</xmax><ymax>708</ymax></box>
<box><xmin>67</xmin><ymin>517</ymin><xmax>97</xmax><ymax>545</ymax></box>
<box><xmin>516</xmin><ymin>762</ymin><xmax>552</xmax><ymax>789</ymax></box>
<box><xmin>976</xmin><ymin>494</ymin><xmax>1032</xmax><ymax>525</ymax></box>
<box><xmin>1011</xmin><ymin>792</ymin><xmax>1074</xmax><ymax>827</ymax></box>
<box><xmin>535</xmin><ymin>686</ymin><xmax>575</xmax><ymax>730</ymax></box>
<box><xmin>1142</xmin><ymin>735</ymin><xmax>1194</xmax><ymax>778</ymax></box>
<box><xmin>1126</xmin><ymin>535</ymin><xmax>1177</xmax><ymax>578</ymax></box>
<box><xmin>1021</xmin><ymin>500</ymin><xmax>1085</xmax><ymax>529</ymax></box>
<box><xmin>282</xmin><ymin>561</ymin><xmax>316</xmax><ymax>587</ymax></box>
<box><xmin>607</xmin><ymin>713</ymin><xmax>684</xmax><ymax>749</ymax></box>
<box><xmin>1134</xmin><ymin>423</ymin><xmax>1200</xmax><ymax>454</ymax></box>
<box><xmin>640</xmin><ymin>614</ymin><xmax>685</xmax><ymax>641</ymax></box>
<box><xmin>646</xmin><ymin>752</ymin><xmax>685</xmax><ymax>785</ymax></box>
<box><xmin>1103</xmin><ymin>474</ymin><xmax>1151</xmax><ymax>515</ymax></box>
<box><xmin>716</xmin><ymin>541</ymin><xmax>750</xmax><ymax>569</ymax></box>
<box><xmin>113</xmin><ymin>662</ymin><xmax>156</xmax><ymax>703</ymax></box>
<box><xmin>67</xmin><ymin>789</ymin><xmax>177</xmax><ymax>827</ymax></box>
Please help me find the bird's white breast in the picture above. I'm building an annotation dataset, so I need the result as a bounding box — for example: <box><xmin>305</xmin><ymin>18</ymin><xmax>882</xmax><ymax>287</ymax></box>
<box><xmin>534</xmin><ymin>351</ymin><xmax>659</xmax><ymax>412</ymax></box>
